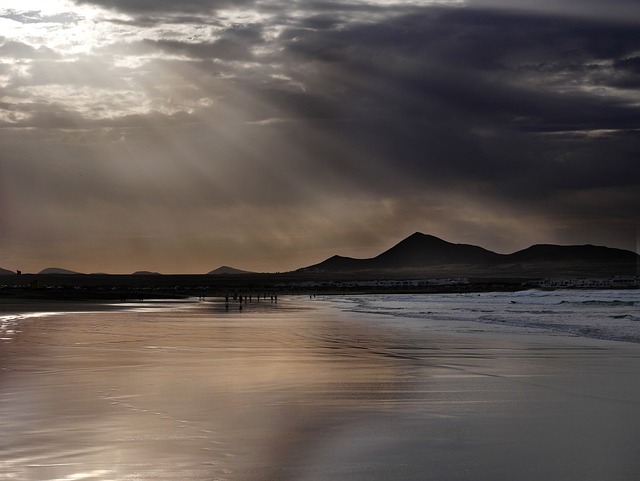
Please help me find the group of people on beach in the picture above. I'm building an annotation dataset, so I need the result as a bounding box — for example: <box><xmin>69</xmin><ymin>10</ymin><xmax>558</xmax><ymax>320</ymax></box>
<box><xmin>219</xmin><ymin>292</ymin><xmax>278</xmax><ymax>310</ymax></box>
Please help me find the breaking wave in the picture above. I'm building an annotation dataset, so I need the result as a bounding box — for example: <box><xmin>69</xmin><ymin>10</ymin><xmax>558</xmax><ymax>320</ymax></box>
<box><xmin>334</xmin><ymin>289</ymin><xmax>640</xmax><ymax>344</ymax></box>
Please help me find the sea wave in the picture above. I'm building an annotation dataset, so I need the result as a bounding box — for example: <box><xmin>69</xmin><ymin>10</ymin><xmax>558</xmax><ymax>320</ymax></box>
<box><xmin>561</xmin><ymin>300</ymin><xmax>636</xmax><ymax>307</ymax></box>
<box><xmin>333</xmin><ymin>289</ymin><xmax>640</xmax><ymax>344</ymax></box>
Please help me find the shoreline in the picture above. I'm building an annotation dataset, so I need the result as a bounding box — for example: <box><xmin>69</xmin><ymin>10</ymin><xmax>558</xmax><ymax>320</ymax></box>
<box><xmin>2</xmin><ymin>296</ymin><xmax>639</xmax><ymax>481</ymax></box>
<box><xmin>0</xmin><ymin>297</ymin><xmax>640</xmax><ymax>481</ymax></box>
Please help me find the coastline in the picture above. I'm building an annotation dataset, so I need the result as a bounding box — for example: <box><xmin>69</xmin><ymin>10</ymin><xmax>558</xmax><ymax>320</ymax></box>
<box><xmin>2</xmin><ymin>295</ymin><xmax>639</xmax><ymax>480</ymax></box>
<box><xmin>1</xmin><ymin>273</ymin><xmax>637</xmax><ymax>304</ymax></box>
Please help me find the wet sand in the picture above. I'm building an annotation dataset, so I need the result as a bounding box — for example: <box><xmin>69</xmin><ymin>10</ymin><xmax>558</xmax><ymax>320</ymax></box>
<box><xmin>1</xmin><ymin>297</ymin><xmax>640</xmax><ymax>480</ymax></box>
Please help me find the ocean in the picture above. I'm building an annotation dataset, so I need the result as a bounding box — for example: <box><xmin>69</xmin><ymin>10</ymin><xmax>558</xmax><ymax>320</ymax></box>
<box><xmin>1</xmin><ymin>290</ymin><xmax>639</xmax><ymax>481</ymax></box>
<box><xmin>330</xmin><ymin>289</ymin><xmax>640</xmax><ymax>344</ymax></box>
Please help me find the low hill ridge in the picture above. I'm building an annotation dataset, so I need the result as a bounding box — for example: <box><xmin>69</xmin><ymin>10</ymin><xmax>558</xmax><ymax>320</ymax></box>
<box><xmin>508</xmin><ymin>244</ymin><xmax>637</xmax><ymax>263</ymax></box>
<box><xmin>207</xmin><ymin>266</ymin><xmax>254</xmax><ymax>275</ymax></box>
<box><xmin>38</xmin><ymin>267</ymin><xmax>82</xmax><ymax>275</ymax></box>
<box><xmin>300</xmin><ymin>232</ymin><xmax>639</xmax><ymax>276</ymax></box>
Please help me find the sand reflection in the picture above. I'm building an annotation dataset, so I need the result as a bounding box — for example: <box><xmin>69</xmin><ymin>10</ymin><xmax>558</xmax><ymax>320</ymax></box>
<box><xmin>0</xmin><ymin>300</ymin><xmax>403</xmax><ymax>481</ymax></box>
<box><xmin>2</xmin><ymin>298</ymin><xmax>640</xmax><ymax>481</ymax></box>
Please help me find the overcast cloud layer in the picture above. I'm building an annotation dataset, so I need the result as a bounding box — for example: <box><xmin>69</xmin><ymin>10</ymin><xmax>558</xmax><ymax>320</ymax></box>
<box><xmin>1</xmin><ymin>0</ymin><xmax>639</xmax><ymax>273</ymax></box>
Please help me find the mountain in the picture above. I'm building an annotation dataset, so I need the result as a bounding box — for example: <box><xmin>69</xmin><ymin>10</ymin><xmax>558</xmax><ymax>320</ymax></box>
<box><xmin>207</xmin><ymin>266</ymin><xmax>254</xmax><ymax>275</ymax></box>
<box><xmin>302</xmin><ymin>233</ymin><xmax>503</xmax><ymax>272</ymax></box>
<box><xmin>132</xmin><ymin>271</ymin><xmax>162</xmax><ymax>275</ymax></box>
<box><xmin>300</xmin><ymin>232</ymin><xmax>639</xmax><ymax>277</ymax></box>
<box><xmin>303</xmin><ymin>255</ymin><xmax>364</xmax><ymax>272</ymax></box>
<box><xmin>507</xmin><ymin>244</ymin><xmax>638</xmax><ymax>264</ymax></box>
<box><xmin>0</xmin><ymin>267</ymin><xmax>15</xmax><ymax>275</ymax></box>
<box><xmin>370</xmin><ymin>232</ymin><xmax>503</xmax><ymax>268</ymax></box>
<box><xmin>38</xmin><ymin>267</ymin><xmax>82</xmax><ymax>275</ymax></box>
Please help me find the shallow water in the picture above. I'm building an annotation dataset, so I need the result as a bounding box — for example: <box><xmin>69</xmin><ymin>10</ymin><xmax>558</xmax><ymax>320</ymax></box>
<box><xmin>1</xmin><ymin>294</ymin><xmax>640</xmax><ymax>480</ymax></box>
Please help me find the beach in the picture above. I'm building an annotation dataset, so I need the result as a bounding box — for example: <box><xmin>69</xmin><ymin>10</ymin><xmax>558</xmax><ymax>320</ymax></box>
<box><xmin>1</xmin><ymin>293</ymin><xmax>640</xmax><ymax>480</ymax></box>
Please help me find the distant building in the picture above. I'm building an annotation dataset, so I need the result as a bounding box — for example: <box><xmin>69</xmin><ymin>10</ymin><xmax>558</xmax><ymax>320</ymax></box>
<box><xmin>529</xmin><ymin>276</ymin><xmax>639</xmax><ymax>289</ymax></box>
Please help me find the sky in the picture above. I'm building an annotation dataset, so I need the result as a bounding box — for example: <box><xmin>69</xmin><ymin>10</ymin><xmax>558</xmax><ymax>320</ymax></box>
<box><xmin>1</xmin><ymin>0</ymin><xmax>639</xmax><ymax>274</ymax></box>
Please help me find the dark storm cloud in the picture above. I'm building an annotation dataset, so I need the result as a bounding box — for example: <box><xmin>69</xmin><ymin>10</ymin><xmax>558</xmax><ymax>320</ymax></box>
<box><xmin>610</xmin><ymin>56</ymin><xmax>640</xmax><ymax>88</ymax></box>
<box><xmin>4</xmin><ymin>1</ymin><xmax>639</xmax><ymax>272</ymax></box>
<box><xmin>615</xmin><ymin>57</ymin><xmax>640</xmax><ymax>73</ymax></box>
<box><xmin>15</xmin><ymin>5</ymin><xmax>639</xmax><ymax>199</ymax></box>
<box><xmin>260</xmin><ymin>11</ymin><xmax>636</xmax><ymax>142</ymax></box>
<box><xmin>473</xmin><ymin>0</ymin><xmax>640</xmax><ymax>23</ymax></box>
<box><xmin>277</xmin><ymin>8</ymin><xmax>640</xmax><ymax>126</ymax></box>
<box><xmin>232</xmin><ymin>5</ymin><xmax>639</xmax><ymax>240</ymax></box>
<box><xmin>56</xmin><ymin>5</ymin><xmax>640</xmax><ymax>205</ymax></box>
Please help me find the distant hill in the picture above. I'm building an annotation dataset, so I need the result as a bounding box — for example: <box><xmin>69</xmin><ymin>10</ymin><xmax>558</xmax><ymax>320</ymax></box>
<box><xmin>38</xmin><ymin>267</ymin><xmax>82</xmax><ymax>275</ymax></box>
<box><xmin>507</xmin><ymin>244</ymin><xmax>637</xmax><ymax>264</ymax></box>
<box><xmin>302</xmin><ymin>233</ymin><xmax>503</xmax><ymax>272</ymax></box>
<box><xmin>207</xmin><ymin>266</ymin><xmax>253</xmax><ymax>275</ymax></box>
<box><xmin>132</xmin><ymin>271</ymin><xmax>162</xmax><ymax>275</ymax></box>
<box><xmin>0</xmin><ymin>267</ymin><xmax>15</xmax><ymax>275</ymax></box>
<box><xmin>300</xmin><ymin>232</ymin><xmax>639</xmax><ymax>277</ymax></box>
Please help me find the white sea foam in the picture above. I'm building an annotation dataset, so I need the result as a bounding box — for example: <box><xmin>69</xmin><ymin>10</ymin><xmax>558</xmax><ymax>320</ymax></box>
<box><xmin>334</xmin><ymin>289</ymin><xmax>640</xmax><ymax>343</ymax></box>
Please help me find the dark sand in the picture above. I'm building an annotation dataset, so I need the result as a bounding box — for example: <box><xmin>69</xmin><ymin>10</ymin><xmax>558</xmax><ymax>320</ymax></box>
<box><xmin>1</xmin><ymin>297</ymin><xmax>640</xmax><ymax>480</ymax></box>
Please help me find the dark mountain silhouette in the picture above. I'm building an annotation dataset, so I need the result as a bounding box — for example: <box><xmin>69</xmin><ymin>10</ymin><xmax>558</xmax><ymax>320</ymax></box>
<box><xmin>508</xmin><ymin>244</ymin><xmax>637</xmax><ymax>264</ymax></box>
<box><xmin>304</xmin><ymin>255</ymin><xmax>363</xmax><ymax>272</ymax></box>
<box><xmin>371</xmin><ymin>232</ymin><xmax>503</xmax><ymax>268</ymax></box>
<box><xmin>38</xmin><ymin>267</ymin><xmax>82</xmax><ymax>275</ymax></box>
<box><xmin>0</xmin><ymin>267</ymin><xmax>15</xmax><ymax>275</ymax></box>
<box><xmin>304</xmin><ymin>233</ymin><xmax>503</xmax><ymax>272</ymax></box>
<box><xmin>300</xmin><ymin>232</ymin><xmax>639</xmax><ymax>277</ymax></box>
<box><xmin>207</xmin><ymin>266</ymin><xmax>254</xmax><ymax>275</ymax></box>
<box><xmin>132</xmin><ymin>271</ymin><xmax>162</xmax><ymax>275</ymax></box>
